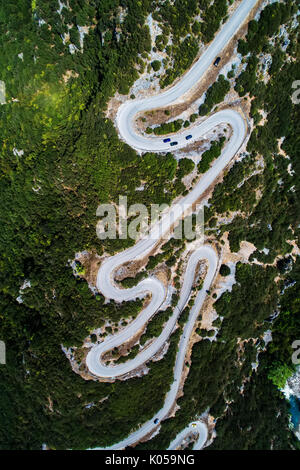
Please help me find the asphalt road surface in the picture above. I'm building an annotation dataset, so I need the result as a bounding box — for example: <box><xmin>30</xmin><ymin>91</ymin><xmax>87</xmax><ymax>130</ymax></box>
<box><xmin>87</xmin><ymin>0</ymin><xmax>259</xmax><ymax>450</ymax></box>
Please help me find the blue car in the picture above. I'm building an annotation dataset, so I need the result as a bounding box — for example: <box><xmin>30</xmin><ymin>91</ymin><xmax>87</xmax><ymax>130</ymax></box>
<box><xmin>170</xmin><ymin>141</ymin><xmax>178</xmax><ymax>147</ymax></box>
<box><xmin>186</xmin><ymin>135</ymin><xmax>192</xmax><ymax>140</ymax></box>
<box><xmin>163</xmin><ymin>138</ymin><xmax>171</xmax><ymax>143</ymax></box>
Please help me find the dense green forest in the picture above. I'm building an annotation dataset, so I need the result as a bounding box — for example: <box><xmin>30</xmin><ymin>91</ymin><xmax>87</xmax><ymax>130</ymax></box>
<box><xmin>0</xmin><ymin>0</ymin><xmax>193</xmax><ymax>449</ymax></box>
<box><xmin>0</xmin><ymin>0</ymin><xmax>299</xmax><ymax>451</ymax></box>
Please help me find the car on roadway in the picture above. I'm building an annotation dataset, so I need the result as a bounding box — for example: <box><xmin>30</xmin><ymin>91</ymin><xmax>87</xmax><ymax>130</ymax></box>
<box><xmin>214</xmin><ymin>57</ymin><xmax>221</xmax><ymax>67</ymax></box>
<box><xmin>186</xmin><ymin>135</ymin><xmax>192</xmax><ymax>140</ymax></box>
<box><xmin>154</xmin><ymin>418</ymin><xmax>159</xmax><ymax>424</ymax></box>
<box><xmin>163</xmin><ymin>138</ymin><xmax>171</xmax><ymax>143</ymax></box>
<box><xmin>170</xmin><ymin>141</ymin><xmax>178</xmax><ymax>147</ymax></box>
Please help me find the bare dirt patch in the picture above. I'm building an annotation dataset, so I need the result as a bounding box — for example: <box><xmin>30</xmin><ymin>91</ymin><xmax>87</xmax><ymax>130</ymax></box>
<box><xmin>78</xmin><ymin>251</ymin><xmax>102</xmax><ymax>287</ymax></box>
<box><xmin>114</xmin><ymin>259</ymin><xmax>145</xmax><ymax>282</ymax></box>
<box><xmin>154</xmin><ymin>266</ymin><xmax>170</xmax><ymax>288</ymax></box>
<box><xmin>62</xmin><ymin>70</ymin><xmax>79</xmax><ymax>83</ymax></box>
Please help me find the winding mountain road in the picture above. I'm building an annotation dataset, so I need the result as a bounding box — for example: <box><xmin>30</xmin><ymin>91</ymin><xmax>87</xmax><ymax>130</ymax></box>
<box><xmin>87</xmin><ymin>0</ymin><xmax>259</xmax><ymax>450</ymax></box>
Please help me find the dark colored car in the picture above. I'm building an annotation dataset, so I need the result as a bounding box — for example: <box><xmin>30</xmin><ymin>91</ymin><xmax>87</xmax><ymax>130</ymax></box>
<box><xmin>154</xmin><ymin>418</ymin><xmax>159</xmax><ymax>424</ymax></box>
<box><xmin>163</xmin><ymin>138</ymin><xmax>171</xmax><ymax>143</ymax></box>
<box><xmin>214</xmin><ymin>57</ymin><xmax>221</xmax><ymax>67</ymax></box>
<box><xmin>170</xmin><ymin>141</ymin><xmax>178</xmax><ymax>146</ymax></box>
<box><xmin>186</xmin><ymin>135</ymin><xmax>192</xmax><ymax>140</ymax></box>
